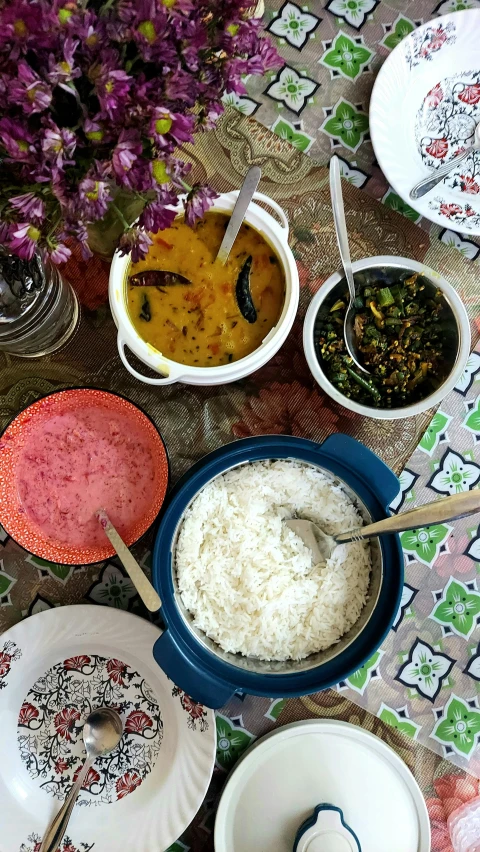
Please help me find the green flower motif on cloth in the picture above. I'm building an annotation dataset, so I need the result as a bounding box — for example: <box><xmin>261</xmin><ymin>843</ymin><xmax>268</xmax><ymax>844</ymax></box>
<box><xmin>431</xmin><ymin>694</ymin><xmax>480</xmax><ymax>757</ymax></box>
<box><xmin>378</xmin><ymin>703</ymin><xmax>421</xmax><ymax>739</ymax></box>
<box><xmin>435</xmin><ymin>0</ymin><xmax>480</xmax><ymax>14</ymax></box>
<box><xmin>265</xmin><ymin>65</ymin><xmax>319</xmax><ymax>115</ymax></box>
<box><xmin>381</xmin><ymin>16</ymin><xmax>415</xmax><ymax>51</ymax></box>
<box><xmin>86</xmin><ymin>562</ymin><xmax>137</xmax><ymax>610</ymax></box>
<box><xmin>463</xmin><ymin>396</ymin><xmax>480</xmax><ymax>436</ymax></box>
<box><xmin>455</xmin><ymin>353</ymin><xmax>480</xmax><ymax>396</ymax></box>
<box><xmin>382</xmin><ymin>189</ymin><xmax>421</xmax><ymax>223</ymax></box>
<box><xmin>325</xmin><ymin>0</ymin><xmax>380</xmax><ymax>31</ymax></box>
<box><xmin>428</xmin><ymin>450</ymin><xmax>480</xmax><ymax>495</ymax></box>
<box><xmin>321</xmin><ymin>99</ymin><xmax>369</xmax><ymax>153</ymax></box>
<box><xmin>216</xmin><ymin>713</ymin><xmax>255</xmax><ymax>772</ymax></box>
<box><xmin>345</xmin><ymin>650</ymin><xmax>382</xmax><ymax>695</ymax></box>
<box><xmin>321</xmin><ymin>32</ymin><xmax>373</xmax><ymax>80</ymax></box>
<box><xmin>390</xmin><ymin>469</ymin><xmax>418</xmax><ymax>513</ymax></box>
<box><xmin>221</xmin><ymin>92</ymin><xmax>259</xmax><ymax>117</ymax></box>
<box><xmin>26</xmin><ymin>554</ymin><xmax>74</xmax><ymax>584</ymax></box>
<box><xmin>271</xmin><ymin>117</ymin><xmax>314</xmax><ymax>152</ymax></box>
<box><xmin>396</xmin><ymin>638</ymin><xmax>455</xmax><ymax>701</ymax></box>
<box><xmin>266</xmin><ymin>2</ymin><xmax>320</xmax><ymax>50</ymax></box>
<box><xmin>0</xmin><ymin>567</ymin><xmax>16</xmax><ymax>606</ymax></box>
<box><xmin>419</xmin><ymin>411</ymin><xmax>452</xmax><ymax>457</ymax></box>
<box><xmin>264</xmin><ymin>697</ymin><xmax>287</xmax><ymax>721</ymax></box>
<box><xmin>400</xmin><ymin>524</ymin><xmax>452</xmax><ymax>568</ymax></box>
<box><xmin>431</xmin><ymin>578</ymin><xmax>480</xmax><ymax>639</ymax></box>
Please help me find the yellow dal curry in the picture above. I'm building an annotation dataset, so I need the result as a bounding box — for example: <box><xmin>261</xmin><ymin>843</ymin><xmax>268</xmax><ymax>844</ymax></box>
<box><xmin>127</xmin><ymin>212</ymin><xmax>285</xmax><ymax>367</ymax></box>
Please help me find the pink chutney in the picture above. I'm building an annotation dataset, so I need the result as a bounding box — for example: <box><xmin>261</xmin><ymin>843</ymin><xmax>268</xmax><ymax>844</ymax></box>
<box><xmin>15</xmin><ymin>406</ymin><xmax>155</xmax><ymax>548</ymax></box>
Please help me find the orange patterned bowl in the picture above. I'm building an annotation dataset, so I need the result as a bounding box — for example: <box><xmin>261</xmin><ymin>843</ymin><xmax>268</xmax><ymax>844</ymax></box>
<box><xmin>0</xmin><ymin>389</ymin><xmax>169</xmax><ymax>565</ymax></box>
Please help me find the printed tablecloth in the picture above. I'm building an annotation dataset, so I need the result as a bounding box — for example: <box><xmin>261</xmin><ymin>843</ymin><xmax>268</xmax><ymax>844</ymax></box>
<box><xmin>2</xmin><ymin>110</ymin><xmax>480</xmax><ymax>851</ymax></box>
<box><xmin>242</xmin><ymin>1</ymin><xmax>480</xmax><ymax>263</ymax></box>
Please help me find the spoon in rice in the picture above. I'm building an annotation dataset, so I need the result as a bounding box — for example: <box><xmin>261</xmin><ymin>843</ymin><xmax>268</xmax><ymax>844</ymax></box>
<box><xmin>285</xmin><ymin>489</ymin><xmax>480</xmax><ymax>563</ymax></box>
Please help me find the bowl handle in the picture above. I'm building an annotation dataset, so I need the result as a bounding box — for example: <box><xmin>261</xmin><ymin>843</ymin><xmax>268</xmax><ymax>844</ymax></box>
<box><xmin>320</xmin><ymin>433</ymin><xmax>400</xmax><ymax>510</ymax></box>
<box><xmin>117</xmin><ymin>334</ymin><xmax>179</xmax><ymax>385</ymax></box>
<box><xmin>153</xmin><ymin>630</ymin><xmax>237</xmax><ymax>709</ymax></box>
<box><xmin>252</xmin><ymin>192</ymin><xmax>289</xmax><ymax>236</ymax></box>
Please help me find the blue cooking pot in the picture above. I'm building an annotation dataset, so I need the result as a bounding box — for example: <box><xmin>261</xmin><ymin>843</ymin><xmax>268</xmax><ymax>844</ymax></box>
<box><xmin>152</xmin><ymin>434</ymin><xmax>403</xmax><ymax>709</ymax></box>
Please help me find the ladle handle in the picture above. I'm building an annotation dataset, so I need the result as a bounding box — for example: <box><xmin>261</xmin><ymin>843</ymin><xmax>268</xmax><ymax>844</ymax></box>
<box><xmin>216</xmin><ymin>166</ymin><xmax>261</xmax><ymax>265</ymax></box>
<box><xmin>40</xmin><ymin>755</ymin><xmax>94</xmax><ymax>852</ymax></box>
<box><xmin>329</xmin><ymin>155</ymin><xmax>356</xmax><ymax>303</ymax></box>
<box><xmin>336</xmin><ymin>489</ymin><xmax>480</xmax><ymax>543</ymax></box>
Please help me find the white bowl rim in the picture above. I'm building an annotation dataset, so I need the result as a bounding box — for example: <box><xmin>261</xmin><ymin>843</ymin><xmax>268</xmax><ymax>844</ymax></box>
<box><xmin>109</xmin><ymin>191</ymin><xmax>299</xmax><ymax>386</ymax></box>
<box><xmin>303</xmin><ymin>255</ymin><xmax>471</xmax><ymax>421</ymax></box>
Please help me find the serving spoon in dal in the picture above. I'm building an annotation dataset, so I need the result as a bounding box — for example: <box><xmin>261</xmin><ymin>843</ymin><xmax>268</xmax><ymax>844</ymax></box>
<box><xmin>129</xmin><ymin>166</ymin><xmax>262</xmax><ymax>289</ymax></box>
<box><xmin>285</xmin><ymin>489</ymin><xmax>480</xmax><ymax>563</ymax></box>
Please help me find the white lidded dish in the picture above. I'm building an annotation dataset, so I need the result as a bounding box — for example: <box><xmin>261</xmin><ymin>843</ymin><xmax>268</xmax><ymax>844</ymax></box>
<box><xmin>303</xmin><ymin>255</ymin><xmax>470</xmax><ymax>420</ymax></box>
<box><xmin>214</xmin><ymin>719</ymin><xmax>431</xmax><ymax>852</ymax></box>
<box><xmin>109</xmin><ymin>191</ymin><xmax>299</xmax><ymax>386</ymax></box>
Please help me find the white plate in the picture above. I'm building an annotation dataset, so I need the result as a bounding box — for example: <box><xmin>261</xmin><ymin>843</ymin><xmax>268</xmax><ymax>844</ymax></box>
<box><xmin>0</xmin><ymin>605</ymin><xmax>215</xmax><ymax>852</ymax></box>
<box><xmin>214</xmin><ymin>719</ymin><xmax>431</xmax><ymax>852</ymax></box>
<box><xmin>370</xmin><ymin>10</ymin><xmax>480</xmax><ymax>233</ymax></box>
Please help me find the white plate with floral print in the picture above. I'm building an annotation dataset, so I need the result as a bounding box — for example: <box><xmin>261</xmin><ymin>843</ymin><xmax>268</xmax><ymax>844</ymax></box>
<box><xmin>0</xmin><ymin>605</ymin><xmax>215</xmax><ymax>852</ymax></box>
<box><xmin>370</xmin><ymin>10</ymin><xmax>480</xmax><ymax>234</ymax></box>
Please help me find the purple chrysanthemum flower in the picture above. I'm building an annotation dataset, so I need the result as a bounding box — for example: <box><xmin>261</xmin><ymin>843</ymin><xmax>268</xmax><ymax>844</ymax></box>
<box><xmin>149</xmin><ymin>108</ymin><xmax>194</xmax><ymax>149</ymax></box>
<box><xmin>118</xmin><ymin>226</ymin><xmax>153</xmax><ymax>264</ymax></box>
<box><xmin>10</xmin><ymin>192</ymin><xmax>46</xmax><ymax>222</ymax></box>
<box><xmin>77</xmin><ymin>174</ymin><xmax>111</xmax><ymax>221</ymax></box>
<box><xmin>0</xmin><ymin>221</ymin><xmax>13</xmax><ymax>245</ymax></box>
<box><xmin>112</xmin><ymin>129</ymin><xmax>142</xmax><ymax>184</ymax></box>
<box><xmin>60</xmin><ymin>219</ymin><xmax>92</xmax><ymax>259</ymax></box>
<box><xmin>8</xmin><ymin>60</ymin><xmax>52</xmax><ymax>115</ymax></box>
<box><xmin>0</xmin><ymin>117</ymin><xmax>35</xmax><ymax>162</ymax></box>
<box><xmin>49</xmin><ymin>241</ymin><xmax>71</xmax><ymax>264</ymax></box>
<box><xmin>184</xmin><ymin>184</ymin><xmax>218</xmax><ymax>227</ymax></box>
<box><xmin>96</xmin><ymin>65</ymin><xmax>132</xmax><ymax>120</ymax></box>
<box><xmin>139</xmin><ymin>190</ymin><xmax>178</xmax><ymax>233</ymax></box>
<box><xmin>41</xmin><ymin>122</ymin><xmax>76</xmax><ymax>169</ymax></box>
<box><xmin>0</xmin><ymin>1</ymin><xmax>43</xmax><ymax>53</ymax></box>
<box><xmin>8</xmin><ymin>222</ymin><xmax>41</xmax><ymax>261</ymax></box>
<box><xmin>47</xmin><ymin>37</ymin><xmax>81</xmax><ymax>87</ymax></box>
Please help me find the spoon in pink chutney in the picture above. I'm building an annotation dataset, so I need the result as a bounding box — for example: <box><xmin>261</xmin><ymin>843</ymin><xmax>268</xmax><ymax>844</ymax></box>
<box><xmin>96</xmin><ymin>509</ymin><xmax>161</xmax><ymax>612</ymax></box>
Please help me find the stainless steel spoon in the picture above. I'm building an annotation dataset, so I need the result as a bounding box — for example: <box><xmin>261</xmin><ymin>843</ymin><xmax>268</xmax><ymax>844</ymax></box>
<box><xmin>129</xmin><ymin>165</ymin><xmax>262</xmax><ymax>287</ymax></box>
<box><xmin>410</xmin><ymin>124</ymin><xmax>480</xmax><ymax>200</ymax></box>
<box><xmin>40</xmin><ymin>708</ymin><xmax>123</xmax><ymax>852</ymax></box>
<box><xmin>329</xmin><ymin>155</ymin><xmax>368</xmax><ymax>374</ymax></box>
<box><xmin>285</xmin><ymin>489</ymin><xmax>480</xmax><ymax>563</ymax></box>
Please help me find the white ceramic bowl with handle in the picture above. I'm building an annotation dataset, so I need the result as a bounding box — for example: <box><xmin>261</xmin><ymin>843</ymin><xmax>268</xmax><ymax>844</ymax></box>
<box><xmin>109</xmin><ymin>191</ymin><xmax>299</xmax><ymax>386</ymax></box>
<box><xmin>303</xmin><ymin>255</ymin><xmax>470</xmax><ymax>420</ymax></box>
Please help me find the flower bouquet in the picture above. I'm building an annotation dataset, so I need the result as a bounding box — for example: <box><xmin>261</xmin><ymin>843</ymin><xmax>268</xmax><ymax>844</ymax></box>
<box><xmin>0</xmin><ymin>0</ymin><xmax>281</xmax><ymax>263</ymax></box>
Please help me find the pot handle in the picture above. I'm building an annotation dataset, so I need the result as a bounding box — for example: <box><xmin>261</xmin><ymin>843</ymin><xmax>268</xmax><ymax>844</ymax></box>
<box><xmin>153</xmin><ymin>630</ymin><xmax>237</xmax><ymax>709</ymax></box>
<box><xmin>117</xmin><ymin>333</ymin><xmax>178</xmax><ymax>385</ymax></box>
<box><xmin>252</xmin><ymin>192</ymin><xmax>289</xmax><ymax>236</ymax></box>
<box><xmin>320</xmin><ymin>433</ymin><xmax>400</xmax><ymax>510</ymax></box>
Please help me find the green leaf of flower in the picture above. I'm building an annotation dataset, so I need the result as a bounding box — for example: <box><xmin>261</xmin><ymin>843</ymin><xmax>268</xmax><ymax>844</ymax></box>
<box><xmin>433</xmin><ymin>599</ymin><xmax>455</xmax><ymax>623</ymax></box>
<box><xmin>383</xmin><ymin>191</ymin><xmax>420</xmax><ymax>222</ymax></box>
<box><xmin>420</xmin><ymin>411</ymin><xmax>450</xmax><ymax>453</ymax></box>
<box><xmin>347</xmin><ymin>650</ymin><xmax>380</xmax><ymax>691</ymax></box>
<box><xmin>323</xmin><ymin>117</ymin><xmax>345</xmax><ymax>136</ymax></box>
<box><xmin>465</xmin><ymin>401</ymin><xmax>480</xmax><ymax>433</ymax></box>
<box><xmin>0</xmin><ymin>571</ymin><xmax>14</xmax><ymax>596</ymax></box>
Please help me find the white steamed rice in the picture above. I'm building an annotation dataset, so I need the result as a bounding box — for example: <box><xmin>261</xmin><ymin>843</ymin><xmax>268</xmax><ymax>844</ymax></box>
<box><xmin>175</xmin><ymin>460</ymin><xmax>371</xmax><ymax>661</ymax></box>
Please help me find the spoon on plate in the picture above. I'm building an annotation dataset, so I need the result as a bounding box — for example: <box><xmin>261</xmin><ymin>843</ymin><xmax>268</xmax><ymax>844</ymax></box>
<box><xmin>40</xmin><ymin>707</ymin><xmax>123</xmax><ymax>852</ymax></box>
<box><xmin>129</xmin><ymin>166</ymin><xmax>262</xmax><ymax>288</ymax></box>
<box><xmin>410</xmin><ymin>123</ymin><xmax>480</xmax><ymax>200</ymax></box>
<box><xmin>329</xmin><ymin>155</ymin><xmax>369</xmax><ymax>374</ymax></box>
<box><xmin>285</xmin><ymin>489</ymin><xmax>480</xmax><ymax>563</ymax></box>
<box><xmin>96</xmin><ymin>509</ymin><xmax>161</xmax><ymax>612</ymax></box>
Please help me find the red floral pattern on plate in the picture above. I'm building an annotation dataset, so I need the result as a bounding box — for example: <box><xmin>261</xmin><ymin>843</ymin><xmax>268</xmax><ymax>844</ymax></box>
<box><xmin>426</xmin><ymin>138</ymin><xmax>448</xmax><ymax>159</ymax></box>
<box><xmin>458</xmin><ymin>83</ymin><xmax>480</xmax><ymax>106</ymax></box>
<box><xmin>171</xmin><ymin>686</ymin><xmax>209</xmax><ymax>733</ymax></box>
<box><xmin>116</xmin><ymin>770</ymin><xmax>142</xmax><ymax>799</ymax></box>
<box><xmin>17</xmin><ymin>654</ymin><xmax>163</xmax><ymax>805</ymax></box>
<box><xmin>0</xmin><ymin>640</ymin><xmax>22</xmax><ymax>688</ymax></box>
<box><xmin>19</xmin><ymin>833</ymin><xmax>94</xmax><ymax>852</ymax></box>
<box><xmin>406</xmin><ymin>22</ymin><xmax>456</xmax><ymax>69</ymax></box>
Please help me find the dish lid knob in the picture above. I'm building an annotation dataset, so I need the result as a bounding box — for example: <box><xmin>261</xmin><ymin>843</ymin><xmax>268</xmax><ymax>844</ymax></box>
<box><xmin>294</xmin><ymin>804</ymin><xmax>361</xmax><ymax>852</ymax></box>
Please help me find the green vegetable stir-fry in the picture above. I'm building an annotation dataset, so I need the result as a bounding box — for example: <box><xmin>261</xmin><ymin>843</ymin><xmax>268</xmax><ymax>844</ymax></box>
<box><xmin>316</xmin><ymin>268</ymin><xmax>457</xmax><ymax>408</ymax></box>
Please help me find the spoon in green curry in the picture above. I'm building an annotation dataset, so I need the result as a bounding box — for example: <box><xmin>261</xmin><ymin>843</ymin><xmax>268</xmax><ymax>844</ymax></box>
<box><xmin>330</xmin><ymin>155</ymin><xmax>369</xmax><ymax>375</ymax></box>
